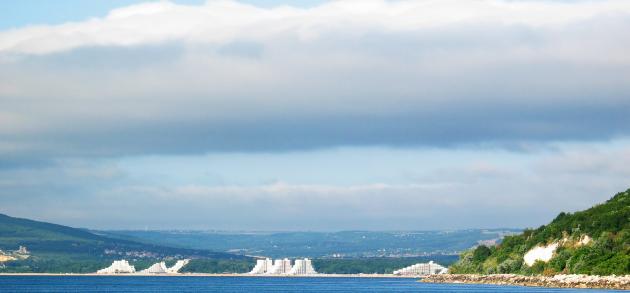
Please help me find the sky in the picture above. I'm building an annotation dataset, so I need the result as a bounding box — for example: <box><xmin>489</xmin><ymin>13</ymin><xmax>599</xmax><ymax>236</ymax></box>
<box><xmin>0</xmin><ymin>0</ymin><xmax>629</xmax><ymax>231</ymax></box>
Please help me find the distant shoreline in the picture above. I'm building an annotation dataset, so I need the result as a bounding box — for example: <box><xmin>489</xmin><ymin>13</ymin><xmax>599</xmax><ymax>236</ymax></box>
<box><xmin>421</xmin><ymin>274</ymin><xmax>630</xmax><ymax>290</ymax></box>
<box><xmin>0</xmin><ymin>273</ymin><xmax>418</xmax><ymax>278</ymax></box>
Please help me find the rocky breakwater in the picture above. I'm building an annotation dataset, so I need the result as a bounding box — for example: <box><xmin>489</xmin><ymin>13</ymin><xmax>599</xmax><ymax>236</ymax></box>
<box><xmin>421</xmin><ymin>274</ymin><xmax>630</xmax><ymax>290</ymax></box>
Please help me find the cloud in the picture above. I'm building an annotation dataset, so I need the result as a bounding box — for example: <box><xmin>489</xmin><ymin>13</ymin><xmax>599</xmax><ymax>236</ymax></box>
<box><xmin>0</xmin><ymin>0</ymin><xmax>630</xmax><ymax>162</ymax></box>
<box><xmin>0</xmin><ymin>1</ymin><xmax>629</xmax><ymax>230</ymax></box>
<box><xmin>1</xmin><ymin>140</ymin><xmax>628</xmax><ymax>230</ymax></box>
<box><xmin>1</xmin><ymin>0</ymin><xmax>630</xmax><ymax>55</ymax></box>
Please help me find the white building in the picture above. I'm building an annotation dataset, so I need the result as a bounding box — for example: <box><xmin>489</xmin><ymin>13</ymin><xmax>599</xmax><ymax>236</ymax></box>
<box><xmin>267</xmin><ymin>258</ymin><xmax>292</xmax><ymax>274</ymax></box>
<box><xmin>97</xmin><ymin>260</ymin><xmax>136</xmax><ymax>274</ymax></box>
<box><xmin>249</xmin><ymin>258</ymin><xmax>317</xmax><ymax>275</ymax></box>
<box><xmin>140</xmin><ymin>259</ymin><xmax>190</xmax><ymax>274</ymax></box>
<box><xmin>393</xmin><ymin>261</ymin><xmax>447</xmax><ymax>276</ymax></box>
<box><xmin>288</xmin><ymin>258</ymin><xmax>317</xmax><ymax>275</ymax></box>
<box><xmin>141</xmin><ymin>261</ymin><xmax>168</xmax><ymax>274</ymax></box>
<box><xmin>16</xmin><ymin>246</ymin><xmax>29</xmax><ymax>254</ymax></box>
<box><xmin>249</xmin><ymin>258</ymin><xmax>274</xmax><ymax>274</ymax></box>
<box><xmin>167</xmin><ymin>259</ymin><xmax>190</xmax><ymax>273</ymax></box>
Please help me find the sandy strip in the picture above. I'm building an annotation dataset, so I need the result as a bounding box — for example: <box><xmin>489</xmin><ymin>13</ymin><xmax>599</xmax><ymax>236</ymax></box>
<box><xmin>0</xmin><ymin>273</ymin><xmax>419</xmax><ymax>278</ymax></box>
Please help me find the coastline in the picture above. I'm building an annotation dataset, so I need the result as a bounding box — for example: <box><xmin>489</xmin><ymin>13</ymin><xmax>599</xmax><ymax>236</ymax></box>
<box><xmin>3</xmin><ymin>272</ymin><xmax>630</xmax><ymax>289</ymax></box>
<box><xmin>0</xmin><ymin>273</ymin><xmax>417</xmax><ymax>278</ymax></box>
<box><xmin>421</xmin><ymin>274</ymin><xmax>630</xmax><ymax>290</ymax></box>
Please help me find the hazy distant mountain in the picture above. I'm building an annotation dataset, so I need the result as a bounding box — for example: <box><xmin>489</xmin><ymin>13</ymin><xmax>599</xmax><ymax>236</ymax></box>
<box><xmin>104</xmin><ymin>229</ymin><xmax>520</xmax><ymax>258</ymax></box>
<box><xmin>0</xmin><ymin>213</ymin><xmax>250</xmax><ymax>273</ymax></box>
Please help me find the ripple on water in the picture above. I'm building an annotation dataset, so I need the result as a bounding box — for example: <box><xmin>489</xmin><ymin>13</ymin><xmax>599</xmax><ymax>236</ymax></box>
<box><xmin>0</xmin><ymin>276</ymin><xmax>626</xmax><ymax>293</ymax></box>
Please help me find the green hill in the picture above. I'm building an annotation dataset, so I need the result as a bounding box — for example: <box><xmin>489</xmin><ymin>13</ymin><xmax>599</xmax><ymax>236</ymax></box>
<box><xmin>450</xmin><ymin>188</ymin><xmax>630</xmax><ymax>275</ymax></box>
<box><xmin>0</xmin><ymin>213</ymin><xmax>252</xmax><ymax>273</ymax></box>
<box><xmin>104</xmin><ymin>229</ymin><xmax>519</xmax><ymax>258</ymax></box>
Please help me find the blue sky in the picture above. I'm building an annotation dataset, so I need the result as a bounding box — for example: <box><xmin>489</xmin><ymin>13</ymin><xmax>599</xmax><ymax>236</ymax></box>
<box><xmin>0</xmin><ymin>0</ymin><xmax>629</xmax><ymax>230</ymax></box>
<box><xmin>0</xmin><ymin>0</ymin><xmax>323</xmax><ymax>29</ymax></box>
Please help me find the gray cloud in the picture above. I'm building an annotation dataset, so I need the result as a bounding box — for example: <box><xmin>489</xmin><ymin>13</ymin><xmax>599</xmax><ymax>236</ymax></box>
<box><xmin>2</xmin><ymin>92</ymin><xmax>629</xmax><ymax>161</ymax></box>
<box><xmin>1</xmin><ymin>141</ymin><xmax>628</xmax><ymax>230</ymax></box>
<box><xmin>0</xmin><ymin>1</ymin><xmax>629</xmax><ymax>229</ymax></box>
<box><xmin>0</xmin><ymin>3</ymin><xmax>628</xmax><ymax>159</ymax></box>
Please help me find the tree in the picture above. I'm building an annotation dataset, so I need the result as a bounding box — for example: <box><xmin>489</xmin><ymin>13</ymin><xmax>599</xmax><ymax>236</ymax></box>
<box><xmin>473</xmin><ymin>245</ymin><xmax>492</xmax><ymax>263</ymax></box>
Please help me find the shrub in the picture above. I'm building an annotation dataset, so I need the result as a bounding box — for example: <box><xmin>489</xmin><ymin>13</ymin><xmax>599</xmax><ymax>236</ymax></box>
<box><xmin>473</xmin><ymin>245</ymin><xmax>492</xmax><ymax>263</ymax></box>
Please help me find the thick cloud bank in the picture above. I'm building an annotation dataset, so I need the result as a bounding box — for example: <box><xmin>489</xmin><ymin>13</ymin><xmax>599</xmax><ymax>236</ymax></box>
<box><xmin>1</xmin><ymin>0</ymin><xmax>630</xmax><ymax>161</ymax></box>
<box><xmin>1</xmin><ymin>0</ymin><xmax>629</xmax><ymax>229</ymax></box>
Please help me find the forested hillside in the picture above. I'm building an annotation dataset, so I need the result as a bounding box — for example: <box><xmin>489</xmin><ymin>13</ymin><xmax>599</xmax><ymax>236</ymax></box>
<box><xmin>0</xmin><ymin>213</ymin><xmax>250</xmax><ymax>273</ymax></box>
<box><xmin>105</xmin><ymin>229</ymin><xmax>518</xmax><ymax>258</ymax></box>
<box><xmin>450</xmin><ymin>189</ymin><xmax>630</xmax><ymax>275</ymax></box>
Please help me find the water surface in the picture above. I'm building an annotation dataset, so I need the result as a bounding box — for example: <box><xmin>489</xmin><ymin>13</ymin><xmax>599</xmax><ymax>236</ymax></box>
<box><xmin>0</xmin><ymin>276</ymin><xmax>625</xmax><ymax>292</ymax></box>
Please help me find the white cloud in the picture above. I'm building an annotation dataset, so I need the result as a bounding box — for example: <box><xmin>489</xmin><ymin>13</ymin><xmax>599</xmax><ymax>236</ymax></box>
<box><xmin>0</xmin><ymin>1</ymin><xmax>628</xmax><ymax>158</ymax></box>
<box><xmin>0</xmin><ymin>1</ymin><xmax>629</xmax><ymax>231</ymax></box>
<box><xmin>1</xmin><ymin>0</ymin><xmax>630</xmax><ymax>55</ymax></box>
<box><xmin>2</xmin><ymin>140</ymin><xmax>629</xmax><ymax>229</ymax></box>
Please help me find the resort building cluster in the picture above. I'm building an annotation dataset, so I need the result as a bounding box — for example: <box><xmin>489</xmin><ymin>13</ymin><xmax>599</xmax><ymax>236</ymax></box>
<box><xmin>96</xmin><ymin>259</ymin><xmax>189</xmax><ymax>274</ymax></box>
<box><xmin>95</xmin><ymin>258</ymin><xmax>445</xmax><ymax>276</ymax></box>
<box><xmin>0</xmin><ymin>245</ymin><xmax>30</xmax><ymax>263</ymax></box>
<box><xmin>249</xmin><ymin>258</ymin><xmax>317</xmax><ymax>275</ymax></box>
<box><xmin>393</xmin><ymin>261</ymin><xmax>448</xmax><ymax>276</ymax></box>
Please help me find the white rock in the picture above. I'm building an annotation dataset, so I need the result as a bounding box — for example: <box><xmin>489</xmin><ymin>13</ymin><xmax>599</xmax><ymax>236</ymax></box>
<box><xmin>524</xmin><ymin>242</ymin><xmax>558</xmax><ymax>266</ymax></box>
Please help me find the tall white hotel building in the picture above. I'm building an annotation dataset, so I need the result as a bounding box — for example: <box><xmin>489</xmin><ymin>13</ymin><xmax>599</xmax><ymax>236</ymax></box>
<box><xmin>249</xmin><ymin>258</ymin><xmax>317</xmax><ymax>275</ymax></box>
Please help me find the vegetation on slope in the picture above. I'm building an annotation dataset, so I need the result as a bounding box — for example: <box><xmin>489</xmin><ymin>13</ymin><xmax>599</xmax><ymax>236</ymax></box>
<box><xmin>313</xmin><ymin>255</ymin><xmax>458</xmax><ymax>274</ymax></box>
<box><xmin>0</xmin><ymin>213</ymin><xmax>478</xmax><ymax>274</ymax></box>
<box><xmin>179</xmin><ymin>259</ymin><xmax>254</xmax><ymax>273</ymax></box>
<box><xmin>0</xmin><ymin>213</ymin><xmax>251</xmax><ymax>273</ymax></box>
<box><xmin>450</xmin><ymin>189</ymin><xmax>630</xmax><ymax>275</ymax></box>
<box><xmin>104</xmin><ymin>229</ymin><xmax>517</xmax><ymax>258</ymax></box>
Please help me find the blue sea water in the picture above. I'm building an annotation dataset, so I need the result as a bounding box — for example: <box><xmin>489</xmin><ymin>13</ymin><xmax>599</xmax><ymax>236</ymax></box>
<box><xmin>0</xmin><ymin>276</ymin><xmax>626</xmax><ymax>293</ymax></box>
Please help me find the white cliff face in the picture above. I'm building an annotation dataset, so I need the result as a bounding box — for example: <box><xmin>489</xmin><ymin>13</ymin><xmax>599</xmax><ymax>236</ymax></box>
<box><xmin>524</xmin><ymin>242</ymin><xmax>559</xmax><ymax>266</ymax></box>
<box><xmin>578</xmin><ymin>235</ymin><xmax>592</xmax><ymax>246</ymax></box>
<box><xmin>523</xmin><ymin>234</ymin><xmax>593</xmax><ymax>266</ymax></box>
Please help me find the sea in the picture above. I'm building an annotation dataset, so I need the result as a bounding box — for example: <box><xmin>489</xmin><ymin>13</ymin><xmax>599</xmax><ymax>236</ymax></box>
<box><xmin>0</xmin><ymin>276</ymin><xmax>626</xmax><ymax>293</ymax></box>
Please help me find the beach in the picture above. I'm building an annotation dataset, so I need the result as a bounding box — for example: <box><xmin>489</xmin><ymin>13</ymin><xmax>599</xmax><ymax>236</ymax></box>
<box><xmin>0</xmin><ymin>272</ymin><xmax>416</xmax><ymax>278</ymax></box>
<box><xmin>422</xmin><ymin>274</ymin><xmax>630</xmax><ymax>290</ymax></box>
